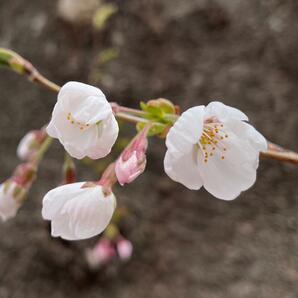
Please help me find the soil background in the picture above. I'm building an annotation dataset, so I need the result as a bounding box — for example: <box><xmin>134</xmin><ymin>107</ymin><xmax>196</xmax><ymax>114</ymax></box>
<box><xmin>0</xmin><ymin>1</ymin><xmax>298</xmax><ymax>297</ymax></box>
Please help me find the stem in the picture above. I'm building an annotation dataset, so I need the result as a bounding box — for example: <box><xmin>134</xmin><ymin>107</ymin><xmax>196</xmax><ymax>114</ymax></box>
<box><xmin>116</xmin><ymin>105</ymin><xmax>147</xmax><ymax>117</ymax></box>
<box><xmin>33</xmin><ymin>136</ymin><xmax>53</xmax><ymax>164</ymax></box>
<box><xmin>0</xmin><ymin>48</ymin><xmax>61</xmax><ymax>93</ymax></box>
<box><xmin>28</xmin><ymin>68</ymin><xmax>61</xmax><ymax>93</ymax></box>
<box><xmin>261</xmin><ymin>142</ymin><xmax>298</xmax><ymax>166</ymax></box>
<box><xmin>115</xmin><ymin>112</ymin><xmax>150</xmax><ymax>124</ymax></box>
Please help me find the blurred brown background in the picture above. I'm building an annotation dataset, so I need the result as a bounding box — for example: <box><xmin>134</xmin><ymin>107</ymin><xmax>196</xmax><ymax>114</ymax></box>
<box><xmin>0</xmin><ymin>0</ymin><xmax>298</xmax><ymax>297</ymax></box>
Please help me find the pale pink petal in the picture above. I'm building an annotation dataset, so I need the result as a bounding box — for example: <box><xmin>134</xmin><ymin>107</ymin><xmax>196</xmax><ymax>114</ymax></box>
<box><xmin>164</xmin><ymin>148</ymin><xmax>203</xmax><ymax>190</ymax></box>
<box><xmin>62</xmin><ymin>187</ymin><xmax>116</xmax><ymax>240</ymax></box>
<box><xmin>205</xmin><ymin>101</ymin><xmax>248</xmax><ymax>122</ymax></box>
<box><xmin>166</xmin><ymin>106</ymin><xmax>205</xmax><ymax>156</ymax></box>
<box><xmin>86</xmin><ymin>115</ymin><xmax>119</xmax><ymax>159</ymax></box>
<box><xmin>198</xmin><ymin>129</ymin><xmax>259</xmax><ymax>200</ymax></box>
<box><xmin>42</xmin><ymin>182</ymin><xmax>85</xmax><ymax>220</ymax></box>
<box><xmin>224</xmin><ymin>119</ymin><xmax>267</xmax><ymax>152</ymax></box>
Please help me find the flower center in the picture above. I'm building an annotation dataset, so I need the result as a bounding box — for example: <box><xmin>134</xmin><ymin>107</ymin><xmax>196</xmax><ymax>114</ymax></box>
<box><xmin>198</xmin><ymin>121</ymin><xmax>229</xmax><ymax>163</ymax></box>
<box><xmin>66</xmin><ymin>112</ymin><xmax>91</xmax><ymax>131</ymax></box>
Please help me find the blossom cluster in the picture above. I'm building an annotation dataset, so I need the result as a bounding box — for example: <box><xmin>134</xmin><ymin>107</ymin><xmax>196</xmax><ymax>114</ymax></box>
<box><xmin>0</xmin><ymin>81</ymin><xmax>267</xmax><ymax>246</ymax></box>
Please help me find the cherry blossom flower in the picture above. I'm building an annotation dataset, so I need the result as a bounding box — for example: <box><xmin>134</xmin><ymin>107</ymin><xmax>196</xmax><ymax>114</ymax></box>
<box><xmin>0</xmin><ymin>181</ymin><xmax>25</xmax><ymax>221</ymax></box>
<box><xmin>47</xmin><ymin>81</ymin><xmax>119</xmax><ymax>159</ymax></box>
<box><xmin>42</xmin><ymin>182</ymin><xmax>116</xmax><ymax>240</ymax></box>
<box><xmin>164</xmin><ymin>101</ymin><xmax>267</xmax><ymax>200</ymax></box>
<box><xmin>17</xmin><ymin>129</ymin><xmax>47</xmax><ymax>161</ymax></box>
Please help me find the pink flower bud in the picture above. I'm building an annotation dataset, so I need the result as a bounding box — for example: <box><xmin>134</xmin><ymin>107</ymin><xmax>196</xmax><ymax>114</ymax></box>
<box><xmin>85</xmin><ymin>238</ymin><xmax>116</xmax><ymax>269</ymax></box>
<box><xmin>115</xmin><ymin>151</ymin><xmax>146</xmax><ymax>186</ymax></box>
<box><xmin>116</xmin><ymin>238</ymin><xmax>133</xmax><ymax>261</ymax></box>
<box><xmin>17</xmin><ymin>130</ymin><xmax>47</xmax><ymax>161</ymax></box>
<box><xmin>115</xmin><ymin>128</ymin><xmax>148</xmax><ymax>186</ymax></box>
<box><xmin>12</xmin><ymin>163</ymin><xmax>37</xmax><ymax>188</ymax></box>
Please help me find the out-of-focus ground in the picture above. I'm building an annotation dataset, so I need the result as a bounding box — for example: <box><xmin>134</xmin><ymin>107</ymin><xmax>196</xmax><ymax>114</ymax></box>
<box><xmin>0</xmin><ymin>0</ymin><xmax>298</xmax><ymax>297</ymax></box>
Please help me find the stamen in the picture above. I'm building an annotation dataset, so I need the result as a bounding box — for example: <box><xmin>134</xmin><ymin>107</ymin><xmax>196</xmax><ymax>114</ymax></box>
<box><xmin>66</xmin><ymin>112</ymin><xmax>91</xmax><ymax>131</ymax></box>
<box><xmin>198</xmin><ymin>120</ymin><xmax>229</xmax><ymax>163</ymax></box>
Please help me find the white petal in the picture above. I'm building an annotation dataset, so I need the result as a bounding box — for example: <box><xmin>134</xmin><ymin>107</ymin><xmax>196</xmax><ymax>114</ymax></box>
<box><xmin>205</xmin><ymin>101</ymin><xmax>249</xmax><ymax>122</ymax></box>
<box><xmin>86</xmin><ymin>115</ymin><xmax>119</xmax><ymax>159</ymax></box>
<box><xmin>164</xmin><ymin>148</ymin><xmax>203</xmax><ymax>190</ymax></box>
<box><xmin>198</xmin><ymin>129</ymin><xmax>259</xmax><ymax>200</ymax></box>
<box><xmin>224</xmin><ymin>119</ymin><xmax>267</xmax><ymax>152</ymax></box>
<box><xmin>71</xmin><ymin>95</ymin><xmax>111</xmax><ymax>125</ymax></box>
<box><xmin>0</xmin><ymin>183</ymin><xmax>19</xmax><ymax>221</ymax></box>
<box><xmin>51</xmin><ymin>213</ymin><xmax>77</xmax><ymax>240</ymax></box>
<box><xmin>166</xmin><ymin>106</ymin><xmax>205</xmax><ymax>156</ymax></box>
<box><xmin>42</xmin><ymin>182</ymin><xmax>85</xmax><ymax>220</ymax></box>
<box><xmin>62</xmin><ymin>187</ymin><xmax>116</xmax><ymax>240</ymax></box>
<box><xmin>58</xmin><ymin>81</ymin><xmax>107</xmax><ymax>115</ymax></box>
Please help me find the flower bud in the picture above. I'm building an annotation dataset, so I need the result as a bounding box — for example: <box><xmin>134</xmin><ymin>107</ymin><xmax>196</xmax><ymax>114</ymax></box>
<box><xmin>12</xmin><ymin>163</ymin><xmax>37</xmax><ymax>188</ymax></box>
<box><xmin>116</xmin><ymin>237</ymin><xmax>133</xmax><ymax>261</ymax></box>
<box><xmin>115</xmin><ymin>128</ymin><xmax>148</xmax><ymax>186</ymax></box>
<box><xmin>147</xmin><ymin>98</ymin><xmax>176</xmax><ymax>115</ymax></box>
<box><xmin>85</xmin><ymin>238</ymin><xmax>116</xmax><ymax>269</ymax></box>
<box><xmin>0</xmin><ymin>180</ymin><xmax>27</xmax><ymax>221</ymax></box>
<box><xmin>17</xmin><ymin>129</ymin><xmax>47</xmax><ymax>161</ymax></box>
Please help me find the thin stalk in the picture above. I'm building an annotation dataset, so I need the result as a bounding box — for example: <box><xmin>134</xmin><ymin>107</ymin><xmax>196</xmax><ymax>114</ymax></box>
<box><xmin>33</xmin><ymin>136</ymin><xmax>53</xmax><ymax>164</ymax></box>
<box><xmin>116</xmin><ymin>106</ymin><xmax>147</xmax><ymax>117</ymax></box>
<box><xmin>28</xmin><ymin>68</ymin><xmax>61</xmax><ymax>93</ymax></box>
<box><xmin>115</xmin><ymin>112</ymin><xmax>151</xmax><ymax>124</ymax></box>
<box><xmin>261</xmin><ymin>142</ymin><xmax>298</xmax><ymax>166</ymax></box>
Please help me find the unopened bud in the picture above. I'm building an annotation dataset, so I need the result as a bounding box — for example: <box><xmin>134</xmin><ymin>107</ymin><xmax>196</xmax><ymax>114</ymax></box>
<box><xmin>147</xmin><ymin>98</ymin><xmax>176</xmax><ymax>115</ymax></box>
<box><xmin>116</xmin><ymin>237</ymin><xmax>133</xmax><ymax>261</ymax></box>
<box><xmin>17</xmin><ymin>129</ymin><xmax>47</xmax><ymax>161</ymax></box>
<box><xmin>115</xmin><ymin>127</ymin><xmax>148</xmax><ymax>186</ymax></box>
<box><xmin>0</xmin><ymin>180</ymin><xmax>27</xmax><ymax>221</ymax></box>
<box><xmin>12</xmin><ymin>163</ymin><xmax>37</xmax><ymax>188</ymax></box>
<box><xmin>85</xmin><ymin>238</ymin><xmax>116</xmax><ymax>269</ymax></box>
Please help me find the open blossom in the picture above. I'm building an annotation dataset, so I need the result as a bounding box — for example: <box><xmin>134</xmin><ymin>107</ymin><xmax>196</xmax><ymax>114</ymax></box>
<box><xmin>42</xmin><ymin>182</ymin><xmax>116</xmax><ymax>240</ymax></box>
<box><xmin>17</xmin><ymin>129</ymin><xmax>47</xmax><ymax>161</ymax></box>
<box><xmin>0</xmin><ymin>181</ymin><xmax>26</xmax><ymax>221</ymax></box>
<box><xmin>47</xmin><ymin>81</ymin><xmax>119</xmax><ymax>159</ymax></box>
<box><xmin>164</xmin><ymin>101</ymin><xmax>267</xmax><ymax>200</ymax></box>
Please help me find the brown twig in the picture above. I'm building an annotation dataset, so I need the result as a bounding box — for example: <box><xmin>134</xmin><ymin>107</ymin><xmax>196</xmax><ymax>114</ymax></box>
<box><xmin>261</xmin><ymin>142</ymin><xmax>298</xmax><ymax>166</ymax></box>
<box><xmin>22</xmin><ymin>60</ymin><xmax>61</xmax><ymax>93</ymax></box>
